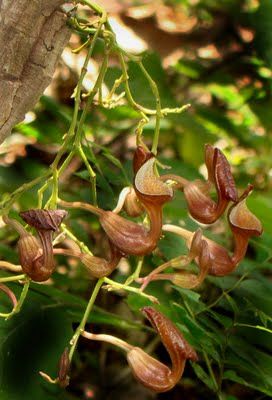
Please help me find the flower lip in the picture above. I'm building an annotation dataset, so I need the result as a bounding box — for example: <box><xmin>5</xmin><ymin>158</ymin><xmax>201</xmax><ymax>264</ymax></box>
<box><xmin>228</xmin><ymin>197</ymin><xmax>263</xmax><ymax>237</ymax></box>
<box><xmin>134</xmin><ymin>158</ymin><xmax>173</xmax><ymax>204</ymax></box>
<box><xmin>141</xmin><ymin>306</ymin><xmax>198</xmax><ymax>361</ymax></box>
<box><xmin>127</xmin><ymin>347</ymin><xmax>172</xmax><ymax>393</ymax></box>
<box><xmin>20</xmin><ymin>209</ymin><xmax>67</xmax><ymax>231</ymax></box>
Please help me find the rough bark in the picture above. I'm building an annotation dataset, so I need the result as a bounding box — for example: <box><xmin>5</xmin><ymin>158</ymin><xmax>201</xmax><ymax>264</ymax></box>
<box><xmin>0</xmin><ymin>0</ymin><xmax>71</xmax><ymax>144</ymax></box>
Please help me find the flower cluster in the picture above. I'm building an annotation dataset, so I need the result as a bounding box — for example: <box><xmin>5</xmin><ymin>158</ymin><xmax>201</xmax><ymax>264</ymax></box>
<box><xmin>1</xmin><ymin>144</ymin><xmax>262</xmax><ymax>392</ymax></box>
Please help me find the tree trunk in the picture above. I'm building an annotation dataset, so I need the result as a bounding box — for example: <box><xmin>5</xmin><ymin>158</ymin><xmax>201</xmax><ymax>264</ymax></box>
<box><xmin>0</xmin><ymin>0</ymin><xmax>71</xmax><ymax>144</ymax></box>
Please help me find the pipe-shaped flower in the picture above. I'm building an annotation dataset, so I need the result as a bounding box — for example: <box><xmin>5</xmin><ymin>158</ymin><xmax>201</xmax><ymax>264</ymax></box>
<box><xmin>18</xmin><ymin>209</ymin><xmax>67</xmax><ymax>281</ymax></box>
<box><xmin>59</xmin><ymin>149</ymin><xmax>172</xmax><ymax>256</ymax></box>
<box><xmin>82</xmin><ymin>307</ymin><xmax>197</xmax><ymax>393</ymax></box>
<box><xmin>161</xmin><ymin>144</ymin><xmax>238</xmax><ymax>224</ymax></box>
<box><xmin>228</xmin><ymin>194</ymin><xmax>262</xmax><ymax>266</ymax></box>
<box><xmin>138</xmin><ymin>229</ymin><xmax>211</xmax><ymax>290</ymax></box>
<box><xmin>163</xmin><ymin>193</ymin><xmax>262</xmax><ymax>276</ymax></box>
<box><xmin>167</xmin><ymin>237</ymin><xmax>211</xmax><ymax>289</ymax></box>
<box><xmin>127</xmin><ymin>307</ymin><xmax>198</xmax><ymax>392</ymax></box>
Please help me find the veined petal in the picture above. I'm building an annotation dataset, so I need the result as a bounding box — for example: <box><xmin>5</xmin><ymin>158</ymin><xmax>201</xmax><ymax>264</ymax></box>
<box><xmin>135</xmin><ymin>158</ymin><xmax>173</xmax><ymax>206</ymax></box>
<box><xmin>229</xmin><ymin>198</ymin><xmax>262</xmax><ymax>237</ymax></box>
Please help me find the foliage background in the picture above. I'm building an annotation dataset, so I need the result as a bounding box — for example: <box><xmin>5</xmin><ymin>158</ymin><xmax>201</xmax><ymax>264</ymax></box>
<box><xmin>1</xmin><ymin>0</ymin><xmax>272</xmax><ymax>399</ymax></box>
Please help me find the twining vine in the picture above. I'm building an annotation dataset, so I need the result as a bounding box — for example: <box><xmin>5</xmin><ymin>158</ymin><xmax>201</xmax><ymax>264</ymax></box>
<box><xmin>0</xmin><ymin>0</ymin><xmax>263</xmax><ymax>397</ymax></box>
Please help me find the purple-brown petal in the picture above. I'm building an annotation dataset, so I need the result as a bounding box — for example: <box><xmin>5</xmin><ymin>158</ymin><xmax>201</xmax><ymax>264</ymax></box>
<box><xmin>20</xmin><ymin>209</ymin><xmax>67</xmax><ymax>231</ymax></box>
<box><xmin>205</xmin><ymin>144</ymin><xmax>216</xmax><ymax>183</ymax></box>
<box><xmin>127</xmin><ymin>347</ymin><xmax>173</xmax><ymax>392</ymax></box>
<box><xmin>184</xmin><ymin>180</ymin><xmax>216</xmax><ymax>223</ymax></box>
<box><xmin>134</xmin><ymin>157</ymin><xmax>173</xmax><ymax>207</ymax></box>
<box><xmin>133</xmin><ymin>145</ymin><xmax>153</xmax><ymax>174</ymax></box>
<box><xmin>228</xmin><ymin>198</ymin><xmax>262</xmax><ymax>238</ymax></box>
<box><xmin>214</xmin><ymin>148</ymin><xmax>238</xmax><ymax>202</ymax></box>
<box><xmin>141</xmin><ymin>307</ymin><xmax>198</xmax><ymax>362</ymax></box>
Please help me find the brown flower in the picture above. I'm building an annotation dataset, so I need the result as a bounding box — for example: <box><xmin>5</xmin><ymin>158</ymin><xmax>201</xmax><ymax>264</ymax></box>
<box><xmin>4</xmin><ymin>209</ymin><xmax>67</xmax><ymax>281</ymax></box>
<box><xmin>59</xmin><ymin>148</ymin><xmax>172</xmax><ymax>256</ymax></box>
<box><xmin>163</xmin><ymin>192</ymin><xmax>262</xmax><ymax>277</ymax></box>
<box><xmin>82</xmin><ymin>307</ymin><xmax>197</xmax><ymax>393</ymax></box>
<box><xmin>161</xmin><ymin>144</ymin><xmax>238</xmax><ymax>224</ymax></box>
<box><xmin>138</xmin><ymin>230</ymin><xmax>211</xmax><ymax>290</ymax></box>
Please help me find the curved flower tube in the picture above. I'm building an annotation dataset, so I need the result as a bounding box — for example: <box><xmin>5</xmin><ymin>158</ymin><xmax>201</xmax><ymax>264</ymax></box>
<box><xmin>53</xmin><ymin>240</ymin><xmax>122</xmax><ymax>278</ymax></box>
<box><xmin>161</xmin><ymin>144</ymin><xmax>238</xmax><ymax>224</ymax></box>
<box><xmin>170</xmin><ymin>240</ymin><xmax>211</xmax><ymax>288</ymax></box>
<box><xmin>59</xmin><ymin>152</ymin><xmax>173</xmax><ymax>256</ymax></box>
<box><xmin>82</xmin><ymin>306</ymin><xmax>197</xmax><ymax>393</ymax></box>
<box><xmin>228</xmin><ymin>194</ymin><xmax>263</xmax><ymax>266</ymax></box>
<box><xmin>162</xmin><ymin>194</ymin><xmax>262</xmax><ymax>276</ymax></box>
<box><xmin>3</xmin><ymin>210</ymin><xmax>67</xmax><ymax>281</ymax></box>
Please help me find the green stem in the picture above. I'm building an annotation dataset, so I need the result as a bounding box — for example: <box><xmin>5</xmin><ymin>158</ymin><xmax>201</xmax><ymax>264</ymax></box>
<box><xmin>50</xmin><ymin>7</ymin><xmax>106</xmax><ymax>173</ymax></box>
<box><xmin>0</xmin><ymin>274</ymin><xmax>26</xmax><ymax>283</ymax></box>
<box><xmin>77</xmin><ymin>0</ymin><xmax>105</xmax><ymax>15</ymax></box>
<box><xmin>124</xmin><ymin>257</ymin><xmax>144</xmax><ymax>285</ymax></box>
<box><xmin>74</xmin><ymin>54</ymin><xmax>109</xmax><ymax>147</ymax></box>
<box><xmin>138</xmin><ymin>61</ymin><xmax>162</xmax><ymax>155</ymax></box>
<box><xmin>0</xmin><ymin>171</ymin><xmax>51</xmax><ymax>214</ymax></box>
<box><xmin>39</xmin><ymin>151</ymin><xmax>75</xmax><ymax>209</ymax></box>
<box><xmin>203</xmin><ymin>351</ymin><xmax>218</xmax><ymax>392</ymax></box>
<box><xmin>233</xmin><ymin>323</ymin><xmax>272</xmax><ymax>334</ymax></box>
<box><xmin>77</xmin><ymin>146</ymin><xmax>97</xmax><ymax>205</ymax></box>
<box><xmin>103</xmin><ymin>277</ymin><xmax>158</xmax><ymax>303</ymax></box>
<box><xmin>196</xmin><ymin>273</ymin><xmax>247</xmax><ymax>315</ymax></box>
<box><xmin>60</xmin><ymin>223</ymin><xmax>93</xmax><ymax>255</ymax></box>
<box><xmin>6</xmin><ymin>278</ymin><xmax>30</xmax><ymax>319</ymax></box>
<box><xmin>117</xmin><ymin>52</ymin><xmax>149</xmax><ymax>116</ymax></box>
<box><xmin>49</xmin><ymin>169</ymin><xmax>59</xmax><ymax>209</ymax></box>
<box><xmin>69</xmin><ymin>277</ymin><xmax>104</xmax><ymax>360</ymax></box>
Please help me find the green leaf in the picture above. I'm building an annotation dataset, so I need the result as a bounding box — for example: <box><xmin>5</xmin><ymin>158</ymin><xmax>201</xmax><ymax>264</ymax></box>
<box><xmin>224</xmin><ymin>335</ymin><xmax>272</xmax><ymax>396</ymax></box>
<box><xmin>174</xmin><ymin>59</ymin><xmax>205</xmax><ymax>79</ymax></box>
<box><xmin>0</xmin><ymin>289</ymin><xmax>73</xmax><ymax>400</ymax></box>
<box><xmin>191</xmin><ymin>363</ymin><xmax>216</xmax><ymax>391</ymax></box>
<box><xmin>253</xmin><ymin>0</ymin><xmax>272</xmax><ymax>67</ymax></box>
<box><xmin>173</xmin><ymin>303</ymin><xmax>221</xmax><ymax>362</ymax></box>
